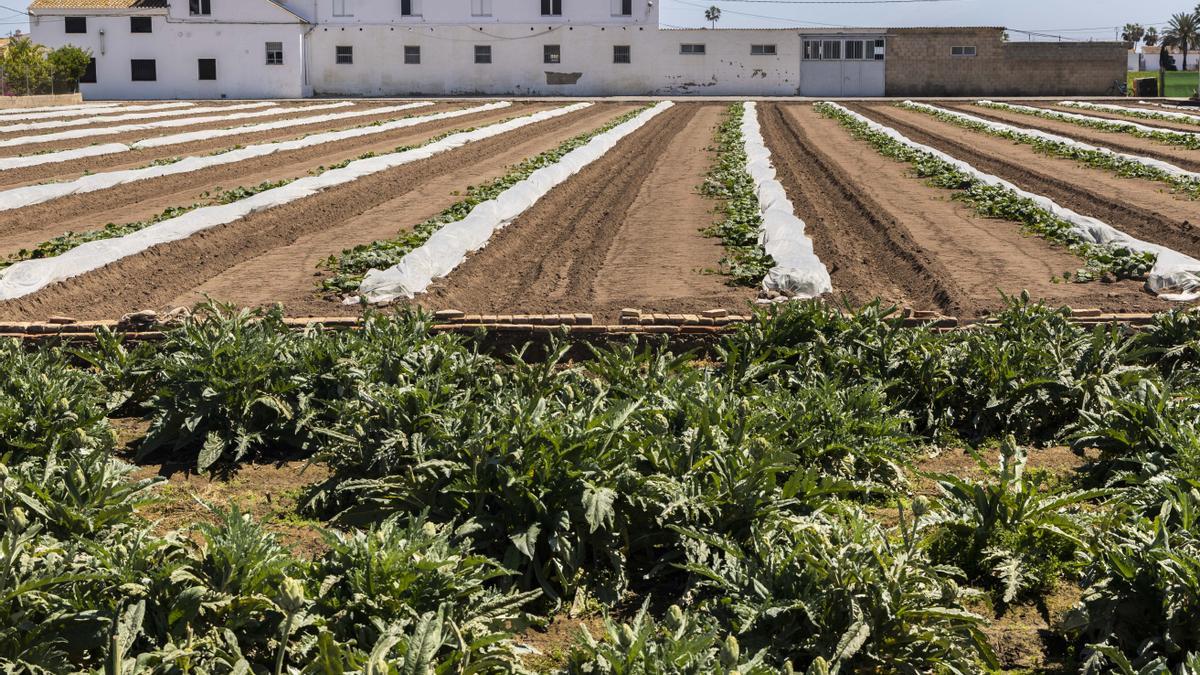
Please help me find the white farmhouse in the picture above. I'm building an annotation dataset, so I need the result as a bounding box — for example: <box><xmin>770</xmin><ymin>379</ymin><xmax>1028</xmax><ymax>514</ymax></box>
<box><xmin>28</xmin><ymin>1</ymin><xmax>1128</xmax><ymax>99</ymax></box>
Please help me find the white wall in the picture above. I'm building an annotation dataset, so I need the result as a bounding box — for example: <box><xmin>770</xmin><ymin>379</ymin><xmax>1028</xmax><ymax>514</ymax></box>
<box><xmin>30</xmin><ymin>3</ymin><xmax>307</xmax><ymax>99</ymax></box>
<box><xmin>309</xmin><ymin>26</ymin><xmax>802</xmax><ymax>96</ymax></box>
<box><xmin>297</xmin><ymin>0</ymin><xmax>657</xmax><ymax>26</ymax></box>
<box><xmin>1131</xmin><ymin>51</ymin><xmax>1200</xmax><ymax>72</ymax></box>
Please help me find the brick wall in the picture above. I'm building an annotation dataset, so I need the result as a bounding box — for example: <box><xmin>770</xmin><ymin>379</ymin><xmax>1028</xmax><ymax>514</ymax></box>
<box><xmin>884</xmin><ymin>28</ymin><xmax>1126</xmax><ymax>96</ymax></box>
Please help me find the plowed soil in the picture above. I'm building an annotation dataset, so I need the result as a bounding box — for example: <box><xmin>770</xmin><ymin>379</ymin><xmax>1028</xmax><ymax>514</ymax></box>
<box><xmin>0</xmin><ymin>105</ymin><xmax>616</xmax><ymax>321</ymax></box>
<box><xmin>938</xmin><ymin>102</ymin><xmax>1200</xmax><ymax>173</ymax></box>
<box><xmin>0</xmin><ymin>103</ymin><xmax>552</xmax><ymax>257</ymax></box>
<box><xmin>770</xmin><ymin>104</ymin><xmax>1169</xmax><ymax>316</ymax></box>
<box><xmin>1037</xmin><ymin>102</ymin><xmax>1200</xmax><ymax>134</ymax></box>
<box><xmin>856</xmin><ymin>104</ymin><xmax>1200</xmax><ymax>261</ymax></box>
<box><xmin>412</xmin><ymin>103</ymin><xmax>760</xmax><ymax>322</ymax></box>
<box><xmin>0</xmin><ymin>102</ymin><xmax>467</xmax><ymax>190</ymax></box>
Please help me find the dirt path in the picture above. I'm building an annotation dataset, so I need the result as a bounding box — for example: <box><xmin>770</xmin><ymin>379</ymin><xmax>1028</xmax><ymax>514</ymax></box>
<box><xmin>856</xmin><ymin>104</ymin><xmax>1200</xmax><ymax>261</ymax></box>
<box><xmin>169</xmin><ymin>104</ymin><xmax>638</xmax><ymax>315</ymax></box>
<box><xmin>759</xmin><ymin>103</ymin><xmax>964</xmax><ymax>314</ymax></box>
<box><xmin>0</xmin><ymin>105</ymin><xmax>608</xmax><ymax>322</ymax></box>
<box><xmin>0</xmin><ymin>104</ymin><xmax>552</xmax><ymax>257</ymax></box>
<box><xmin>937</xmin><ymin>102</ymin><xmax>1200</xmax><ymax>173</ymax></box>
<box><xmin>788</xmin><ymin>104</ymin><xmax>1169</xmax><ymax>315</ymax></box>
<box><xmin>413</xmin><ymin>103</ymin><xmax>759</xmax><ymax>323</ymax></box>
<box><xmin>0</xmin><ymin>102</ymin><xmax>466</xmax><ymax>190</ymax></box>
<box><xmin>0</xmin><ymin>101</ymin><xmax>447</xmax><ymax>158</ymax></box>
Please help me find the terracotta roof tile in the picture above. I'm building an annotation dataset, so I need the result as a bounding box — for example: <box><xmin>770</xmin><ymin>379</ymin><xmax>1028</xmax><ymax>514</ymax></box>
<box><xmin>29</xmin><ymin>0</ymin><xmax>167</xmax><ymax>9</ymax></box>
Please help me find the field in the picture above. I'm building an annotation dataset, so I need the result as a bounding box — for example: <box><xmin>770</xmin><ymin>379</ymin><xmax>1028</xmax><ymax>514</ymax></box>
<box><xmin>1</xmin><ymin>96</ymin><xmax>1199</xmax><ymax>672</ymax></box>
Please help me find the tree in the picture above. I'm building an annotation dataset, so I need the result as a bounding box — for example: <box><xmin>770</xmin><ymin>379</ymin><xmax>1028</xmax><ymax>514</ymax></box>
<box><xmin>1163</xmin><ymin>12</ymin><xmax>1199</xmax><ymax>72</ymax></box>
<box><xmin>46</xmin><ymin>45</ymin><xmax>92</xmax><ymax>93</ymax></box>
<box><xmin>705</xmin><ymin>5</ymin><xmax>721</xmax><ymax>29</ymax></box>
<box><xmin>0</xmin><ymin>36</ymin><xmax>49</xmax><ymax>95</ymax></box>
<box><xmin>1146</xmin><ymin>27</ymin><xmax>1159</xmax><ymax>47</ymax></box>
<box><xmin>1122</xmin><ymin>23</ymin><xmax>1146</xmax><ymax>47</ymax></box>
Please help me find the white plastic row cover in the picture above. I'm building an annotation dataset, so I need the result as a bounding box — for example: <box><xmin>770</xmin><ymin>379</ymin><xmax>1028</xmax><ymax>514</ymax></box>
<box><xmin>743</xmin><ymin>102</ymin><xmax>831</xmax><ymax>299</ymax></box>
<box><xmin>905</xmin><ymin>102</ymin><xmax>1200</xmax><ymax>182</ymax></box>
<box><xmin>0</xmin><ymin>101</ymin><xmax>414</xmax><ymax>171</ymax></box>
<box><xmin>829</xmin><ymin>103</ymin><xmax>1200</xmax><ymax>301</ymax></box>
<box><xmin>979</xmin><ymin>101</ymin><xmax>1200</xmax><ymax>142</ymax></box>
<box><xmin>1142</xmin><ymin>100</ymin><xmax>1200</xmax><ymax>117</ymax></box>
<box><xmin>0</xmin><ymin>102</ymin><xmax>279</xmax><ymax>133</ymax></box>
<box><xmin>0</xmin><ymin>102</ymin><xmax>579</xmax><ymax>301</ymax></box>
<box><xmin>1062</xmin><ymin>101</ymin><xmax>1200</xmax><ymax>125</ymax></box>
<box><xmin>0</xmin><ymin>102</ymin><xmax>488</xmax><ymax>212</ymax></box>
<box><xmin>0</xmin><ymin>101</ymin><xmax>187</xmax><ymax>123</ymax></box>
<box><xmin>0</xmin><ymin>102</ymin><xmax>315</xmax><ymax>149</ymax></box>
<box><xmin>356</xmin><ymin>102</ymin><xmax>668</xmax><ymax>304</ymax></box>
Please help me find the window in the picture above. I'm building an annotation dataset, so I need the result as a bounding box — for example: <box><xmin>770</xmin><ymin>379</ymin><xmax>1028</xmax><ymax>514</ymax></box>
<box><xmin>541</xmin><ymin>0</ymin><xmax>562</xmax><ymax>16</ymax></box>
<box><xmin>613</xmin><ymin>45</ymin><xmax>630</xmax><ymax>64</ymax></box>
<box><xmin>750</xmin><ymin>44</ymin><xmax>776</xmax><ymax>56</ymax></box>
<box><xmin>266</xmin><ymin>42</ymin><xmax>284</xmax><ymax>65</ymax></box>
<box><xmin>544</xmin><ymin>44</ymin><xmax>560</xmax><ymax>64</ymax></box>
<box><xmin>844</xmin><ymin>40</ymin><xmax>865</xmax><ymax>60</ymax></box>
<box><xmin>130</xmin><ymin>16</ymin><xmax>152</xmax><ymax>33</ymax></box>
<box><xmin>81</xmin><ymin>57</ymin><xmax>97</xmax><ymax>84</ymax></box>
<box><xmin>130</xmin><ymin>59</ymin><xmax>156</xmax><ymax>82</ymax></box>
<box><xmin>803</xmin><ymin>40</ymin><xmax>820</xmax><ymax>60</ymax></box>
<box><xmin>198</xmin><ymin>58</ymin><xmax>216</xmax><ymax>80</ymax></box>
<box><xmin>332</xmin><ymin>0</ymin><xmax>352</xmax><ymax>16</ymax></box>
<box><xmin>336</xmin><ymin>45</ymin><xmax>353</xmax><ymax>64</ymax></box>
<box><xmin>474</xmin><ymin>45</ymin><xmax>492</xmax><ymax>64</ymax></box>
<box><xmin>471</xmin><ymin>0</ymin><xmax>492</xmax><ymax>16</ymax></box>
<box><xmin>189</xmin><ymin>0</ymin><xmax>211</xmax><ymax>15</ymax></box>
<box><xmin>822</xmin><ymin>40</ymin><xmax>841</xmax><ymax>60</ymax></box>
<box><xmin>680</xmin><ymin>43</ymin><xmax>705</xmax><ymax>55</ymax></box>
<box><xmin>401</xmin><ymin>0</ymin><xmax>421</xmax><ymax>16</ymax></box>
<box><xmin>873</xmin><ymin>38</ymin><xmax>885</xmax><ymax>60</ymax></box>
<box><xmin>612</xmin><ymin>0</ymin><xmax>632</xmax><ymax>15</ymax></box>
<box><xmin>951</xmin><ymin>45</ymin><xmax>977</xmax><ymax>56</ymax></box>
<box><xmin>404</xmin><ymin>45</ymin><xmax>421</xmax><ymax>64</ymax></box>
<box><xmin>64</xmin><ymin>16</ymin><xmax>86</xmax><ymax>33</ymax></box>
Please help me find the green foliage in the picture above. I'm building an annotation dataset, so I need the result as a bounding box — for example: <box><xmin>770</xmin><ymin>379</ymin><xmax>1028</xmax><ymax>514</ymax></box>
<box><xmin>701</xmin><ymin>102</ymin><xmax>775</xmax><ymax>285</ymax></box>
<box><xmin>919</xmin><ymin>437</ymin><xmax>1106</xmax><ymax>604</ymax></box>
<box><xmin>816</xmin><ymin>102</ymin><xmax>1157</xmax><ymax>282</ymax></box>
<box><xmin>976</xmin><ymin>100</ymin><xmax>1200</xmax><ymax>151</ymax></box>
<box><xmin>318</xmin><ymin>106</ymin><xmax>651</xmax><ymax>293</ymax></box>
<box><xmin>46</xmin><ymin>45</ymin><xmax>92</xmax><ymax>90</ymax></box>
<box><xmin>0</xmin><ymin>37</ymin><xmax>50</xmax><ymax>95</ymax></box>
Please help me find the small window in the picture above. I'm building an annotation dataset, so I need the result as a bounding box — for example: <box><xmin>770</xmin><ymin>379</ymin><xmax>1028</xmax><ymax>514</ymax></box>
<box><xmin>266</xmin><ymin>42</ymin><xmax>284</xmax><ymax>65</ymax></box>
<box><xmin>951</xmin><ymin>46</ymin><xmax>977</xmax><ymax>57</ymax></box>
<box><xmin>332</xmin><ymin>0</ymin><xmax>352</xmax><ymax>16</ymax></box>
<box><xmin>80</xmin><ymin>57</ymin><xmax>97</xmax><ymax>84</ymax></box>
<box><xmin>822</xmin><ymin>40</ymin><xmax>841</xmax><ymax>60</ymax></box>
<box><xmin>130</xmin><ymin>16</ymin><xmax>152</xmax><ymax>33</ymax></box>
<box><xmin>544</xmin><ymin>44</ymin><xmax>561</xmax><ymax>64</ymax></box>
<box><xmin>750</xmin><ymin>44</ymin><xmax>776</xmax><ymax>56</ymax></box>
<box><xmin>336</xmin><ymin>45</ymin><xmax>353</xmax><ymax>64</ymax></box>
<box><xmin>873</xmin><ymin>38</ymin><xmax>886</xmax><ymax>60</ymax></box>
<box><xmin>541</xmin><ymin>0</ymin><xmax>562</xmax><ymax>16</ymax></box>
<box><xmin>404</xmin><ymin>45</ymin><xmax>421</xmax><ymax>64</ymax></box>
<box><xmin>401</xmin><ymin>0</ymin><xmax>420</xmax><ymax>16</ymax></box>
<box><xmin>189</xmin><ymin>0</ymin><xmax>211</xmax><ymax>15</ymax></box>
<box><xmin>198</xmin><ymin>58</ymin><xmax>216</xmax><ymax>80</ymax></box>
<box><xmin>613</xmin><ymin>45</ymin><xmax>631</xmax><ymax>64</ymax></box>
<box><xmin>474</xmin><ymin>45</ymin><xmax>492</xmax><ymax>64</ymax></box>
<box><xmin>845</xmin><ymin>40</ymin><xmax>865</xmax><ymax>60</ymax></box>
<box><xmin>471</xmin><ymin>0</ymin><xmax>492</xmax><ymax>16</ymax></box>
<box><xmin>803</xmin><ymin>40</ymin><xmax>820</xmax><ymax>60</ymax></box>
<box><xmin>612</xmin><ymin>0</ymin><xmax>632</xmax><ymax>15</ymax></box>
<box><xmin>130</xmin><ymin>59</ymin><xmax>156</xmax><ymax>82</ymax></box>
<box><xmin>680</xmin><ymin>43</ymin><xmax>705</xmax><ymax>55</ymax></box>
<box><xmin>64</xmin><ymin>16</ymin><xmax>86</xmax><ymax>33</ymax></box>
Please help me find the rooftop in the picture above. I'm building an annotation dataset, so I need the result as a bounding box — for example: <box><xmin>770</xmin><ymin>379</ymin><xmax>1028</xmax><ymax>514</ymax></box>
<box><xmin>29</xmin><ymin>0</ymin><xmax>167</xmax><ymax>9</ymax></box>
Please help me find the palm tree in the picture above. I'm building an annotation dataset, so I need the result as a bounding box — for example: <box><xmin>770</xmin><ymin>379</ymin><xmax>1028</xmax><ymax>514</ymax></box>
<box><xmin>1163</xmin><ymin>12</ymin><xmax>1200</xmax><ymax>72</ymax></box>
<box><xmin>1121</xmin><ymin>23</ymin><xmax>1145</xmax><ymax>47</ymax></box>
<box><xmin>705</xmin><ymin>5</ymin><xmax>721</xmax><ymax>29</ymax></box>
<box><xmin>1145</xmin><ymin>27</ymin><xmax>1159</xmax><ymax>47</ymax></box>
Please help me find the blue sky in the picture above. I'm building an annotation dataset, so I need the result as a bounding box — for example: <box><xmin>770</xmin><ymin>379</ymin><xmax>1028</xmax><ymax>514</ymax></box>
<box><xmin>0</xmin><ymin>0</ymin><xmax>1190</xmax><ymax>41</ymax></box>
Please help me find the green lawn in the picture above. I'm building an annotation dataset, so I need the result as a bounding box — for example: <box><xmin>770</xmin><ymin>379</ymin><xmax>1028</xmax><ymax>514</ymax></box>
<box><xmin>1128</xmin><ymin>70</ymin><xmax>1200</xmax><ymax>98</ymax></box>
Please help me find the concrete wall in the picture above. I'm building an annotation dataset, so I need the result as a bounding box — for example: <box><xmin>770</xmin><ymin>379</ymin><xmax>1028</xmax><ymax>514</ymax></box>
<box><xmin>308</xmin><ymin>26</ymin><xmax>801</xmax><ymax>96</ymax></box>
<box><xmin>0</xmin><ymin>93</ymin><xmax>83</xmax><ymax>108</ymax></box>
<box><xmin>886</xmin><ymin>28</ymin><xmax>1126</xmax><ymax>96</ymax></box>
<box><xmin>289</xmin><ymin>0</ymin><xmax>657</xmax><ymax>25</ymax></box>
<box><xmin>1132</xmin><ymin>51</ymin><xmax>1200</xmax><ymax>72</ymax></box>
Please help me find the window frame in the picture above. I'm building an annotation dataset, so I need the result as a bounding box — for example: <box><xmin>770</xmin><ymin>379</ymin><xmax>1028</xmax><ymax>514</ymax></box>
<box><xmin>951</xmin><ymin>45</ymin><xmax>977</xmax><ymax>57</ymax></box>
<box><xmin>541</xmin><ymin>0</ymin><xmax>562</xmax><ymax>16</ymax></box>
<box><xmin>189</xmin><ymin>0</ymin><xmax>211</xmax><ymax>16</ymax></box>
<box><xmin>613</xmin><ymin>44</ymin><xmax>631</xmax><ymax>64</ymax></box>
<box><xmin>400</xmin><ymin>0</ymin><xmax>420</xmax><ymax>17</ymax></box>
<box><xmin>680</xmin><ymin>43</ymin><xmax>706</xmax><ymax>55</ymax></box>
<box><xmin>130</xmin><ymin>16</ymin><xmax>152</xmax><ymax>33</ymax></box>
<box><xmin>844</xmin><ymin>39</ymin><xmax>865</xmax><ymax>60</ymax></box>
<box><xmin>404</xmin><ymin>45</ymin><xmax>421</xmax><ymax>64</ymax></box>
<box><xmin>474</xmin><ymin>44</ymin><xmax>492</xmax><ymax>65</ymax></box>
<box><xmin>265</xmin><ymin>41</ymin><xmax>285</xmax><ymax>66</ymax></box>
<box><xmin>80</xmin><ymin>57</ymin><xmax>97</xmax><ymax>84</ymax></box>
<box><xmin>750</xmin><ymin>44</ymin><xmax>776</xmax><ymax>56</ymax></box>
<box><xmin>130</xmin><ymin>59</ymin><xmax>157</xmax><ymax>82</ymax></box>
<box><xmin>197</xmin><ymin>58</ymin><xmax>217</xmax><ymax>81</ymax></box>
<box><xmin>64</xmin><ymin>16</ymin><xmax>86</xmax><ymax>33</ymax></box>
<box><xmin>471</xmin><ymin>0</ymin><xmax>492</xmax><ymax>17</ymax></box>
<box><xmin>543</xmin><ymin>44</ymin><xmax>561</xmax><ymax>65</ymax></box>
<box><xmin>335</xmin><ymin>45</ymin><xmax>353</xmax><ymax>65</ymax></box>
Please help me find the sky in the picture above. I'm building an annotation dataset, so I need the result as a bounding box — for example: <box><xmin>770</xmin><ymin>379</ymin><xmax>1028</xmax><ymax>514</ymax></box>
<box><xmin>0</xmin><ymin>0</ymin><xmax>1190</xmax><ymax>41</ymax></box>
